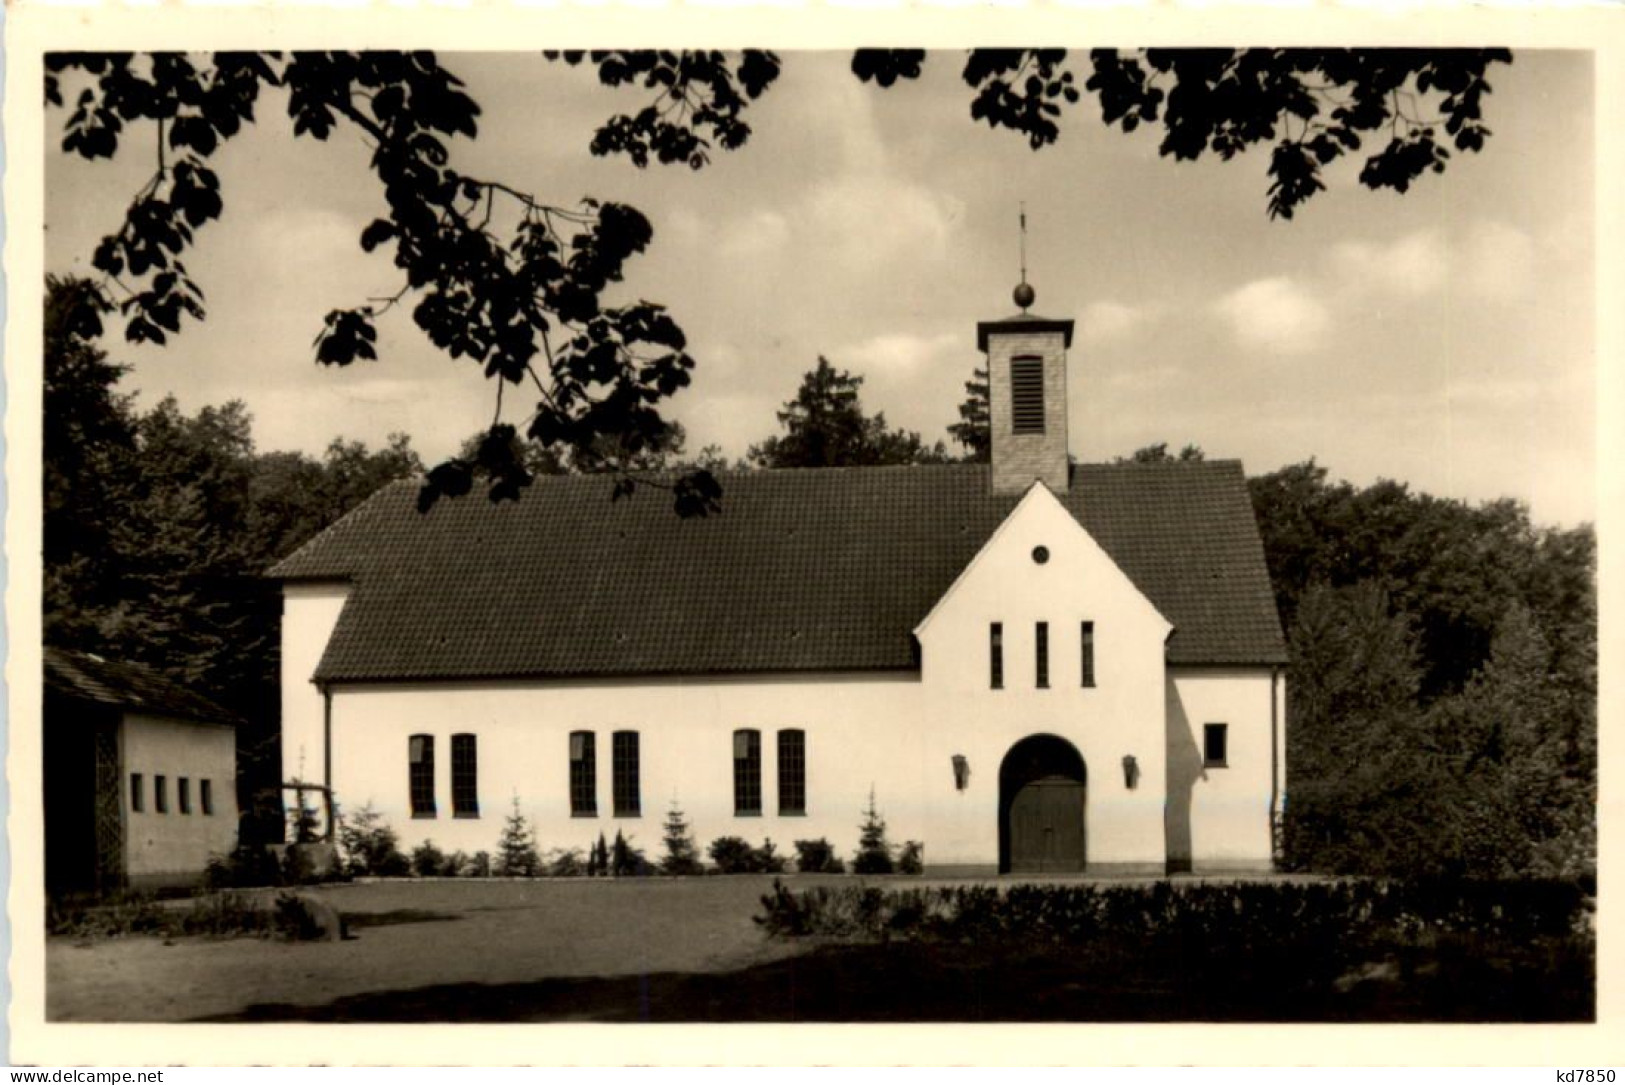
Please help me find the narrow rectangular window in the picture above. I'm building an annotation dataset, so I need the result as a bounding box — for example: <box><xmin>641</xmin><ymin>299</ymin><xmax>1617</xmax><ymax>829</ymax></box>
<box><xmin>130</xmin><ymin>773</ymin><xmax>144</xmax><ymax>813</ymax></box>
<box><xmin>409</xmin><ymin>734</ymin><xmax>436</xmax><ymax>817</ymax></box>
<box><xmin>178</xmin><ymin>777</ymin><xmax>192</xmax><ymax>815</ymax></box>
<box><xmin>570</xmin><ymin>731</ymin><xmax>597</xmax><ymax>816</ymax></box>
<box><xmin>733</xmin><ymin>729</ymin><xmax>762</xmax><ymax>816</ymax></box>
<box><xmin>1010</xmin><ymin>357</ymin><xmax>1046</xmax><ymax>434</ymax></box>
<box><xmin>778</xmin><ymin>729</ymin><xmax>806</xmax><ymax>815</ymax></box>
<box><xmin>452</xmin><ymin>733</ymin><xmax>479</xmax><ymax>817</ymax></box>
<box><xmin>612</xmin><ymin>731</ymin><xmax>641</xmax><ymax>817</ymax></box>
<box><xmin>1081</xmin><ymin>621</ymin><xmax>1096</xmax><ymax>688</ymax></box>
<box><xmin>990</xmin><ymin>622</ymin><xmax>1004</xmax><ymax>690</ymax></box>
<box><xmin>155</xmin><ymin>775</ymin><xmax>168</xmax><ymax>814</ymax></box>
<box><xmin>1204</xmin><ymin>723</ymin><xmax>1229</xmax><ymax>768</ymax></box>
<box><xmin>1036</xmin><ymin>621</ymin><xmax>1050</xmax><ymax>688</ymax></box>
<box><xmin>200</xmin><ymin>779</ymin><xmax>214</xmax><ymax>816</ymax></box>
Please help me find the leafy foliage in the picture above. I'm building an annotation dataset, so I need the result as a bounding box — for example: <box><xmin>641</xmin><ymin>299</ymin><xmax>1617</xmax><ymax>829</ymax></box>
<box><xmin>48</xmin><ymin>51</ymin><xmax>707</xmax><ymax>515</ymax></box>
<box><xmin>793</xmin><ymin>838</ymin><xmax>845</xmax><ymax>875</ymax></box>
<box><xmin>609</xmin><ymin>829</ymin><xmax>651</xmax><ymax>877</ymax></box>
<box><xmin>946</xmin><ymin>367</ymin><xmax>991</xmax><ymax>463</ymax></box>
<box><xmin>748</xmin><ymin>356</ymin><xmax>950</xmax><ymax>469</ymax></box>
<box><xmin>411</xmin><ymin>839</ymin><xmax>449</xmax><ymax>877</ymax></box>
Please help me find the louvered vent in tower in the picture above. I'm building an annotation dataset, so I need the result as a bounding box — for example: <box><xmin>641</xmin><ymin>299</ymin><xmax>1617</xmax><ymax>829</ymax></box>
<box><xmin>1010</xmin><ymin>357</ymin><xmax>1045</xmax><ymax>434</ymax></box>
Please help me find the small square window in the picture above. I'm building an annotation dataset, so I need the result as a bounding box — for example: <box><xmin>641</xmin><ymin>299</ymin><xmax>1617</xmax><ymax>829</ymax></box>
<box><xmin>1203</xmin><ymin>723</ymin><xmax>1229</xmax><ymax>768</ymax></box>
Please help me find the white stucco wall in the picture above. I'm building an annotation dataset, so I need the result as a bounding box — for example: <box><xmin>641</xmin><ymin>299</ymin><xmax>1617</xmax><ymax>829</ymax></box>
<box><xmin>915</xmin><ymin>484</ymin><xmax>1173</xmax><ymax>869</ymax></box>
<box><xmin>122</xmin><ymin>713</ymin><xmax>239</xmax><ymax>879</ymax></box>
<box><xmin>325</xmin><ymin>673</ymin><xmax>931</xmax><ymax>865</ymax></box>
<box><xmin>280</xmin><ymin>581</ymin><xmax>350</xmax><ymax>789</ymax></box>
<box><xmin>1166</xmin><ymin>667</ymin><xmax>1282</xmax><ymax>871</ymax></box>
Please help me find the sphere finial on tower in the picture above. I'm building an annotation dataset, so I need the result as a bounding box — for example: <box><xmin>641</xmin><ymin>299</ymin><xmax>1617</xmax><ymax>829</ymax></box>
<box><xmin>1015</xmin><ymin>201</ymin><xmax>1034</xmax><ymax>312</ymax></box>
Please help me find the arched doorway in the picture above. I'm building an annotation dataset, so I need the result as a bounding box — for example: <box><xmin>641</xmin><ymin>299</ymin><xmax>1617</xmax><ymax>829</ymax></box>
<box><xmin>999</xmin><ymin>735</ymin><xmax>1087</xmax><ymax>874</ymax></box>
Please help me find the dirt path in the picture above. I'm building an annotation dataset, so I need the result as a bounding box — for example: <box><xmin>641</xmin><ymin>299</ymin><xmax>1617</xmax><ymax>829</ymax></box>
<box><xmin>48</xmin><ymin>877</ymin><xmax>802</xmax><ymax>1022</ymax></box>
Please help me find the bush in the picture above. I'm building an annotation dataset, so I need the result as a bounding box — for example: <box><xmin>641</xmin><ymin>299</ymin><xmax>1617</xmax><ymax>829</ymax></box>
<box><xmin>794</xmin><ymin>838</ymin><xmax>845</xmax><ymax>874</ymax></box>
<box><xmin>48</xmin><ymin>890</ymin><xmax>341</xmax><ymax>942</ymax></box>
<box><xmin>755</xmin><ymin>838</ymin><xmax>788</xmax><ymax>874</ymax></box>
<box><xmin>610</xmin><ymin>830</ymin><xmax>652</xmax><ymax>877</ymax></box>
<box><xmin>412</xmin><ymin>839</ymin><xmax>448</xmax><ymax>877</ymax></box>
<box><xmin>205</xmin><ymin>843</ymin><xmax>283</xmax><ymax>889</ymax></box>
<box><xmin>898</xmin><ymin>841</ymin><xmax>924</xmax><ymax>875</ymax></box>
<box><xmin>547</xmin><ymin>848</ymin><xmax>585</xmax><ymax>877</ymax></box>
<box><xmin>337</xmin><ymin>803</ymin><xmax>409</xmax><ymax>877</ymax></box>
<box><xmin>443</xmin><ymin>850</ymin><xmax>471</xmax><ymax>877</ymax></box>
<box><xmin>709</xmin><ymin>836</ymin><xmax>756</xmax><ymax>874</ymax></box>
<box><xmin>468</xmin><ymin>850</ymin><xmax>492</xmax><ymax>877</ymax></box>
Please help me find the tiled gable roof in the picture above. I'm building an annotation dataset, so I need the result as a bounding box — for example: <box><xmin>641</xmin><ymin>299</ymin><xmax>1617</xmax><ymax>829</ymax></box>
<box><xmin>44</xmin><ymin>647</ymin><xmax>241</xmax><ymax>726</ymax></box>
<box><xmin>270</xmin><ymin>461</ymin><xmax>1287</xmax><ymax>681</ymax></box>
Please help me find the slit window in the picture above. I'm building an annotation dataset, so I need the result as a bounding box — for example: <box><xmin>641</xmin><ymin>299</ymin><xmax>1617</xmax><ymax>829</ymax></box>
<box><xmin>570</xmin><ymin>731</ymin><xmax>597</xmax><ymax>816</ymax></box>
<box><xmin>178</xmin><ymin>777</ymin><xmax>192</xmax><ymax>815</ymax></box>
<box><xmin>1036</xmin><ymin>621</ymin><xmax>1050</xmax><ymax>688</ymax></box>
<box><xmin>130</xmin><ymin>773</ymin><xmax>144</xmax><ymax>813</ymax></box>
<box><xmin>990</xmin><ymin>622</ymin><xmax>1004</xmax><ymax>689</ymax></box>
<box><xmin>409</xmin><ymin>734</ymin><xmax>436</xmax><ymax>816</ymax></box>
<box><xmin>1204</xmin><ymin>723</ymin><xmax>1229</xmax><ymax>768</ymax></box>
<box><xmin>200</xmin><ymin>779</ymin><xmax>214</xmax><ymax>817</ymax></box>
<box><xmin>733</xmin><ymin>729</ymin><xmax>762</xmax><ymax>816</ymax></box>
<box><xmin>778</xmin><ymin>729</ymin><xmax>806</xmax><ymax>816</ymax></box>
<box><xmin>1081</xmin><ymin>621</ymin><xmax>1096</xmax><ymax>688</ymax></box>
<box><xmin>155</xmin><ymin>775</ymin><xmax>168</xmax><ymax>814</ymax></box>
<box><xmin>452</xmin><ymin>733</ymin><xmax>479</xmax><ymax>817</ymax></box>
<box><xmin>1010</xmin><ymin>357</ymin><xmax>1045</xmax><ymax>434</ymax></box>
<box><xmin>612</xmin><ymin>731</ymin><xmax>641</xmax><ymax>817</ymax></box>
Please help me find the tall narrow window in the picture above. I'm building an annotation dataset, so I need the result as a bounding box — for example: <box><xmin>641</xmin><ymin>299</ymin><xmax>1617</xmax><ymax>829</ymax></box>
<box><xmin>733</xmin><ymin>729</ymin><xmax>762</xmax><ymax>816</ymax></box>
<box><xmin>409</xmin><ymin>734</ymin><xmax>436</xmax><ymax>817</ymax></box>
<box><xmin>1080</xmin><ymin>621</ymin><xmax>1096</xmax><ymax>688</ymax></box>
<box><xmin>990</xmin><ymin>622</ymin><xmax>1004</xmax><ymax>690</ymax></box>
<box><xmin>178</xmin><ymin>777</ymin><xmax>192</xmax><ymax>815</ymax></box>
<box><xmin>612</xmin><ymin>731</ymin><xmax>641</xmax><ymax>817</ymax></box>
<box><xmin>569</xmin><ymin>731</ymin><xmax>597</xmax><ymax>816</ymax></box>
<box><xmin>1010</xmin><ymin>356</ymin><xmax>1046</xmax><ymax>434</ymax></box>
<box><xmin>452</xmin><ymin>734</ymin><xmax>479</xmax><ymax>817</ymax></box>
<box><xmin>155</xmin><ymin>775</ymin><xmax>168</xmax><ymax>814</ymax></box>
<box><xmin>1204</xmin><ymin>723</ymin><xmax>1229</xmax><ymax>768</ymax></box>
<box><xmin>130</xmin><ymin>773</ymin><xmax>144</xmax><ymax>813</ymax></box>
<box><xmin>1036</xmin><ymin>622</ymin><xmax>1050</xmax><ymax>688</ymax></box>
<box><xmin>778</xmin><ymin>730</ymin><xmax>806</xmax><ymax>815</ymax></box>
<box><xmin>200</xmin><ymin>778</ymin><xmax>214</xmax><ymax>816</ymax></box>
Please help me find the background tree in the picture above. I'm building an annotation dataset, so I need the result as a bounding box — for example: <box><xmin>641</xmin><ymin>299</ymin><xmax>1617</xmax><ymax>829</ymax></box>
<box><xmin>52</xmin><ymin>49</ymin><xmax>1510</xmax><ymax>514</ymax></box>
<box><xmin>494</xmin><ymin>798</ymin><xmax>542</xmax><ymax>877</ymax></box>
<box><xmin>748</xmin><ymin>356</ymin><xmax>949</xmax><ymax>469</ymax></box>
<box><xmin>947</xmin><ymin>367</ymin><xmax>991</xmax><ymax>463</ymax></box>
<box><xmin>658</xmin><ymin>802</ymin><xmax>703</xmax><ymax>876</ymax></box>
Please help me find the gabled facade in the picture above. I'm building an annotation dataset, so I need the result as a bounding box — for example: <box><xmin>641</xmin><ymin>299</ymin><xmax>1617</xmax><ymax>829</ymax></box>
<box><xmin>44</xmin><ymin>648</ymin><xmax>240</xmax><ymax>892</ymax></box>
<box><xmin>271</xmin><ymin>296</ymin><xmax>1287</xmax><ymax>875</ymax></box>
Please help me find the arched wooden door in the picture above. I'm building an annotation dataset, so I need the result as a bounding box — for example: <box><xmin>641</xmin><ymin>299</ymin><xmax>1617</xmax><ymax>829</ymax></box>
<box><xmin>999</xmin><ymin>735</ymin><xmax>1086</xmax><ymax>874</ymax></box>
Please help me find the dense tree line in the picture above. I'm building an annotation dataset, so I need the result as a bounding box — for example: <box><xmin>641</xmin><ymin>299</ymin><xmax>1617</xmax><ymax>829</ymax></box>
<box><xmin>45</xmin><ymin>276</ymin><xmax>424</xmax><ymax>835</ymax></box>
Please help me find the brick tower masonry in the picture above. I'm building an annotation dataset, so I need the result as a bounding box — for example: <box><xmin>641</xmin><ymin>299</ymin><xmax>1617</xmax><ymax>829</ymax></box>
<box><xmin>978</xmin><ymin>310</ymin><xmax>1077</xmax><ymax>495</ymax></box>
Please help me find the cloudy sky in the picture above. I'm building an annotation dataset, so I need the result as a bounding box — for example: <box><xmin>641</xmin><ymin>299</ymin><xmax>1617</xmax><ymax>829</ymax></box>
<box><xmin>45</xmin><ymin>49</ymin><xmax>1595</xmax><ymax>526</ymax></box>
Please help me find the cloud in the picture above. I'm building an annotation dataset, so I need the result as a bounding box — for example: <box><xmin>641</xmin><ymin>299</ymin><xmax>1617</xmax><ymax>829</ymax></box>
<box><xmin>841</xmin><ymin>332</ymin><xmax>961</xmax><ymax>377</ymax></box>
<box><xmin>1211</xmin><ymin>276</ymin><xmax>1331</xmax><ymax>355</ymax></box>
<box><xmin>1079</xmin><ymin>300</ymin><xmax>1156</xmax><ymax>346</ymax></box>
<box><xmin>1328</xmin><ymin>229</ymin><xmax>1450</xmax><ymax>298</ymax></box>
<box><xmin>718</xmin><ymin>210</ymin><xmax>792</xmax><ymax>261</ymax></box>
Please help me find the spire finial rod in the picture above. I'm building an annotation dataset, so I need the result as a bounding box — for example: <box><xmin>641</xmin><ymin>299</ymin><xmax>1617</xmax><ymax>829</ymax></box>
<box><xmin>1013</xmin><ymin>203</ymin><xmax>1035</xmax><ymax>312</ymax></box>
<box><xmin>1019</xmin><ymin>202</ymin><xmax>1028</xmax><ymax>286</ymax></box>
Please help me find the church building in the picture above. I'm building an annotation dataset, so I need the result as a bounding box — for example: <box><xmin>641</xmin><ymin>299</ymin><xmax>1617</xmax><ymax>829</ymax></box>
<box><xmin>271</xmin><ymin>289</ymin><xmax>1287</xmax><ymax>875</ymax></box>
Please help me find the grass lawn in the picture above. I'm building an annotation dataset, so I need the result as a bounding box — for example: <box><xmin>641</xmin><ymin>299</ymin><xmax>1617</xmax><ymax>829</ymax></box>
<box><xmin>46</xmin><ymin>875</ymin><xmax>1593</xmax><ymax>1023</ymax></box>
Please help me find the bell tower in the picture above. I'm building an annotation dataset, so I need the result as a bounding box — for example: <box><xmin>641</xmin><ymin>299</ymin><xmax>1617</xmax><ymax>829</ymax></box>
<box><xmin>978</xmin><ymin>278</ymin><xmax>1075</xmax><ymax>495</ymax></box>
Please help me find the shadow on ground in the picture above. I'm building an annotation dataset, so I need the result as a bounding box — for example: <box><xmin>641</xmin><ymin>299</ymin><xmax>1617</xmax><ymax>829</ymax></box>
<box><xmin>195</xmin><ymin>941</ymin><xmax>1594</xmax><ymax>1024</ymax></box>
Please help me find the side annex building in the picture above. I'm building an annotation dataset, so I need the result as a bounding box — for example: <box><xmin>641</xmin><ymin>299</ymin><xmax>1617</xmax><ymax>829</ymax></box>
<box><xmin>271</xmin><ymin>299</ymin><xmax>1288</xmax><ymax>875</ymax></box>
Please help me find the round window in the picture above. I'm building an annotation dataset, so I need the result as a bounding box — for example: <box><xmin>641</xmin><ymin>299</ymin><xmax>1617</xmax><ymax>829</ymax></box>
<box><xmin>1032</xmin><ymin>545</ymin><xmax>1050</xmax><ymax>565</ymax></box>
